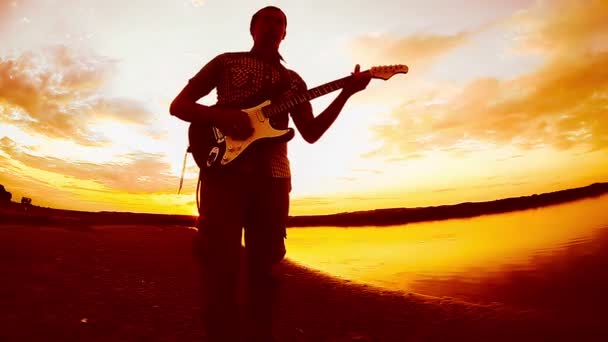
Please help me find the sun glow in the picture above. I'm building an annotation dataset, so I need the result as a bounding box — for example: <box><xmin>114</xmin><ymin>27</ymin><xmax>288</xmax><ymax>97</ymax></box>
<box><xmin>0</xmin><ymin>0</ymin><xmax>606</xmax><ymax>215</ymax></box>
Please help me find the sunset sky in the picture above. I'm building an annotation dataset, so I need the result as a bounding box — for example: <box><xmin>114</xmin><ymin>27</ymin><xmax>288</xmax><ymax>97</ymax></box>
<box><xmin>0</xmin><ymin>0</ymin><xmax>607</xmax><ymax>216</ymax></box>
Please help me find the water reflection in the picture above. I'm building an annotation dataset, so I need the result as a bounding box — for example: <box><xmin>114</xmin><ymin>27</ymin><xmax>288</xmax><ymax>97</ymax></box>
<box><xmin>285</xmin><ymin>194</ymin><xmax>608</xmax><ymax>311</ymax></box>
<box><xmin>411</xmin><ymin>226</ymin><xmax>608</xmax><ymax>312</ymax></box>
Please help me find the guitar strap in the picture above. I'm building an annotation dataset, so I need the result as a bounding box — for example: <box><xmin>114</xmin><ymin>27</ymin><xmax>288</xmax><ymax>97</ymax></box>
<box><xmin>262</xmin><ymin>61</ymin><xmax>293</xmax><ymax>118</ymax></box>
<box><xmin>276</xmin><ymin>62</ymin><xmax>293</xmax><ymax>96</ymax></box>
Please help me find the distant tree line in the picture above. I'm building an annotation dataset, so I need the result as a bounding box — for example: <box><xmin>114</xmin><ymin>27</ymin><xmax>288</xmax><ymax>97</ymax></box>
<box><xmin>0</xmin><ymin>184</ymin><xmax>32</xmax><ymax>207</ymax></box>
<box><xmin>0</xmin><ymin>184</ymin><xmax>12</xmax><ymax>202</ymax></box>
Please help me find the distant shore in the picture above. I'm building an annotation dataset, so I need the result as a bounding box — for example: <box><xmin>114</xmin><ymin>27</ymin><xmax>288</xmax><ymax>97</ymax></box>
<box><xmin>289</xmin><ymin>182</ymin><xmax>608</xmax><ymax>227</ymax></box>
<box><xmin>1</xmin><ymin>182</ymin><xmax>607</xmax><ymax>228</ymax></box>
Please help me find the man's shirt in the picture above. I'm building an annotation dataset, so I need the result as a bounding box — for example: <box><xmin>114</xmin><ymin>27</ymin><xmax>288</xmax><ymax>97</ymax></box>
<box><xmin>188</xmin><ymin>49</ymin><xmax>307</xmax><ymax>178</ymax></box>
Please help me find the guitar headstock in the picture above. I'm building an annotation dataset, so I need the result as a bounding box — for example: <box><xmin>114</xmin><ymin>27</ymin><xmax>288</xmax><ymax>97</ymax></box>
<box><xmin>369</xmin><ymin>64</ymin><xmax>409</xmax><ymax>80</ymax></box>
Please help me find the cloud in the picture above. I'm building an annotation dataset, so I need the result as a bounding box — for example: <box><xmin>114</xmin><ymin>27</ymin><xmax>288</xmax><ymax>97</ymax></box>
<box><xmin>0</xmin><ymin>45</ymin><xmax>155</xmax><ymax>146</ymax></box>
<box><xmin>0</xmin><ymin>0</ymin><xmax>20</xmax><ymax>28</ymax></box>
<box><xmin>432</xmin><ymin>181</ymin><xmax>529</xmax><ymax>193</ymax></box>
<box><xmin>0</xmin><ymin>136</ymin><xmax>190</xmax><ymax>194</ymax></box>
<box><xmin>345</xmin><ymin>29</ymin><xmax>481</xmax><ymax>108</ymax></box>
<box><xmin>366</xmin><ymin>1</ymin><xmax>608</xmax><ymax>160</ymax></box>
<box><xmin>351</xmin><ymin>168</ymin><xmax>384</xmax><ymax>175</ymax></box>
<box><xmin>350</xmin><ymin>31</ymin><xmax>472</xmax><ymax>74</ymax></box>
<box><xmin>90</xmin><ymin>97</ymin><xmax>154</xmax><ymax>125</ymax></box>
<box><xmin>509</xmin><ymin>0</ymin><xmax>608</xmax><ymax>56</ymax></box>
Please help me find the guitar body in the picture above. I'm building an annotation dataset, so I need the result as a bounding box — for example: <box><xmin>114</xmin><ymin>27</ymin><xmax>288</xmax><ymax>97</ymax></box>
<box><xmin>188</xmin><ymin>99</ymin><xmax>295</xmax><ymax>170</ymax></box>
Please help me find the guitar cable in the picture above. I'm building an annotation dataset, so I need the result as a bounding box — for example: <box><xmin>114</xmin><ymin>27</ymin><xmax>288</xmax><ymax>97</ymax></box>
<box><xmin>195</xmin><ymin>171</ymin><xmax>201</xmax><ymax>215</ymax></box>
<box><xmin>178</xmin><ymin>147</ymin><xmax>188</xmax><ymax>195</ymax></box>
<box><xmin>177</xmin><ymin>146</ymin><xmax>203</xmax><ymax>220</ymax></box>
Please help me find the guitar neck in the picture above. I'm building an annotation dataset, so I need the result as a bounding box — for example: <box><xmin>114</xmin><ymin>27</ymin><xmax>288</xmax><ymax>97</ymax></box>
<box><xmin>263</xmin><ymin>72</ymin><xmax>366</xmax><ymax>118</ymax></box>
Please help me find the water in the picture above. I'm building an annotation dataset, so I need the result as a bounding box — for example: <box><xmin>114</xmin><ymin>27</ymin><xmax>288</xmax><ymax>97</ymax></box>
<box><xmin>285</xmin><ymin>194</ymin><xmax>608</xmax><ymax>310</ymax></box>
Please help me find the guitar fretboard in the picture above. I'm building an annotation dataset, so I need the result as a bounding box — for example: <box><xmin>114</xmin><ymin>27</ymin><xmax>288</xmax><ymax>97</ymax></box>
<box><xmin>263</xmin><ymin>73</ymin><xmax>363</xmax><ymax>117</ymax></box>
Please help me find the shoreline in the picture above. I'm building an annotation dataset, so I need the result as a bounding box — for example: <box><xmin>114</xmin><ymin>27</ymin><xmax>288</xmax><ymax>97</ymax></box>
<box><xmin>1</xmin><ymin>182</ymin><xmax>607</xmax><ymax>228</ymax></box>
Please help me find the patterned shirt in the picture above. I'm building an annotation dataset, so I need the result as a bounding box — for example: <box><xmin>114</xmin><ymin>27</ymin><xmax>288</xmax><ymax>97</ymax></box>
<box><xmin>188</xmin><ymin>48</ymin><xmax>308</xmax><ymax>178</ymax></box>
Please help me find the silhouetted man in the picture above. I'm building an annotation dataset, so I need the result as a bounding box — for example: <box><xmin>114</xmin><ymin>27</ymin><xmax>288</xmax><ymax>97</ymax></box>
<box><xmin>170</xmin><ymin>6</ymin><xmax>371</xmax><ymax>342</ymax></box>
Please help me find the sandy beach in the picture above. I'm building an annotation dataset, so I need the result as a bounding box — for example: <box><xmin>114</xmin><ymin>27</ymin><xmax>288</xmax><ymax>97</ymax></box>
<box><xmin>0</xmin><ymin>224</ymin><xmax>601</xmax><ymax>341</ymax></box>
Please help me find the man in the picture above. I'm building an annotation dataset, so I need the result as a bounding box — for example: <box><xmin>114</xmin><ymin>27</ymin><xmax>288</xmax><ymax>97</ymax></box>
<box><xmin>170</xmin><ymin>6</ymin><xmax>371</xmax><ymax>342</ymax></box>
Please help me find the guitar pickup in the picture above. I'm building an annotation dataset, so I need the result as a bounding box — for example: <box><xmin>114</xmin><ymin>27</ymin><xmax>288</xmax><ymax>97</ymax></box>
<box><xmin>212</xmin><ymin>127</ymin><xmax>225</xmax><ymax>142</ymax></box>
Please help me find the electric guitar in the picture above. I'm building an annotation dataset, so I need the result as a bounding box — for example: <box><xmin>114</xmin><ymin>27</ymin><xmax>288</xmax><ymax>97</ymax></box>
<box><xmin>188</xmin><ymin>64</ymin><xmax>409</xmax><ymax>169</ymax></box>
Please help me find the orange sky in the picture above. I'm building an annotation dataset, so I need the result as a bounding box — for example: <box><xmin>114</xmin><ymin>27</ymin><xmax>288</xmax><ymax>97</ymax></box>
<box><xmin>0</xmin><ymin>0</ymin><xmax>607</xmax><ymax>216</ymax></box>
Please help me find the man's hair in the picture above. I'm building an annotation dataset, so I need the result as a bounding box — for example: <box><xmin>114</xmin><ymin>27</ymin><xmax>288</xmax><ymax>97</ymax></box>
<box><xmin>249</xmin><ymin>6</ymin><xmax>287</xmax><ymax>35</ymax></box>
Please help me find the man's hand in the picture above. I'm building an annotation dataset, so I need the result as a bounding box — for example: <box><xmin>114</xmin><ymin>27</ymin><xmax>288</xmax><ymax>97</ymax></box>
<box><xmin>342</xmin><ymin>64</ymin><xmax>372</xmax><ymax>97</ymax></box>
<box><xmin>211</xmin><ymin>109</ymin><xmax>254</xmax><ymax>140</ymax></box>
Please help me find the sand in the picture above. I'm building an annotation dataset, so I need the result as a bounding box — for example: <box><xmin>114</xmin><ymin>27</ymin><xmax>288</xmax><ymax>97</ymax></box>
<box><xmin>0</xmin><ymin>224</ymin><xmax>601</xmax><ymax>341</ymax></box>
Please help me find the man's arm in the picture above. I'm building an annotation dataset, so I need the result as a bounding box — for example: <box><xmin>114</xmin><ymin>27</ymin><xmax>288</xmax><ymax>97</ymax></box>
<box><xmin>169</xmin><ymin>55</ymin><xmax>223</xmax><ymax>124</ymax></box>
<box><xmin>290</xmin><ymin>92</ymin><xmax>351</xmax><ymax>144</ymax></box>
<box><xmin>169</xmin><ymin>54</ymin><xmax>253</xmax><ymax>140</ymax></box>
<box><xmin>291</xmin><ymin>64</ymin><xmax>371</xmax><ymax>144</ymax></box>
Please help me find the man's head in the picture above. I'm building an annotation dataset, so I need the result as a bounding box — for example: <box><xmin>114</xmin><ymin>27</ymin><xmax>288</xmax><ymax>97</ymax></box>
<box><xmin>250</xmin><ymin>6</ymin><xmax>287</xmax><ymax>49</ymax></box>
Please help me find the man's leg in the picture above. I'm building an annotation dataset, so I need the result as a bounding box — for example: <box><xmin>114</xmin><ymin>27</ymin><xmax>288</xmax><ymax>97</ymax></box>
<box><xmin>243</xmin><ymin>177</ymin><xmax>290</xmax><ymax>341</ymax></box>
<box><xmin>195</xmin><ymin>171</ymin><xmax>246</xmax><ymax>342</ymax></box>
